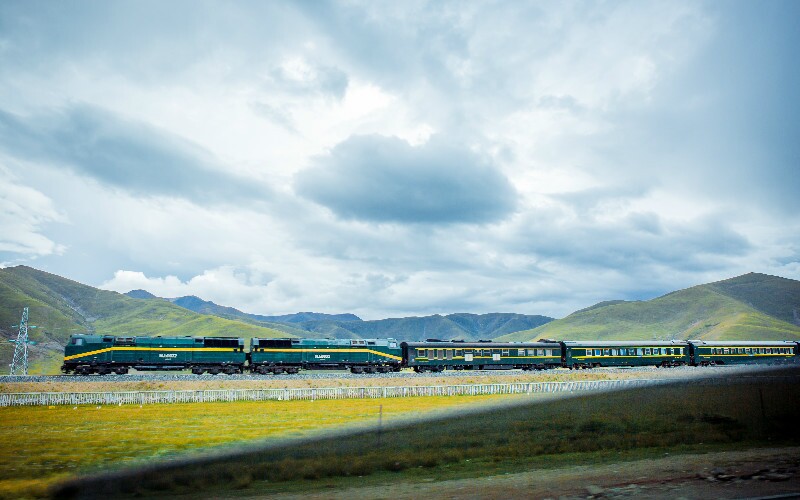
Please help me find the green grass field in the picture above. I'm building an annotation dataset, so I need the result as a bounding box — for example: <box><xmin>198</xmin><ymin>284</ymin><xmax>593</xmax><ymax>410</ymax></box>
<box><xmin>49</xmin><ymin>367</ymin><xmax>800</xmax><ymax>499</ymax></box>
<box><xmin>0</xmin><ymin>394</ymin><xmax>521</xmax><ymax>499</ymax></box>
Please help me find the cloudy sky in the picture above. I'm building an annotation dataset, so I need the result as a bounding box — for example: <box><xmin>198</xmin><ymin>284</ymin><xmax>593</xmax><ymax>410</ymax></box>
<box><xmin>1</xmin><ymin>1</ymin><xmax>798</xmax><ymax>320</ymax></box>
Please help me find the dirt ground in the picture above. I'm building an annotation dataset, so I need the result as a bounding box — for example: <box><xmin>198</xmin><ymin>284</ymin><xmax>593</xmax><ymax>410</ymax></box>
<box><xmin>260</xmin><ymin>447</ymin><xmax>800</xmax><ymax>500</ymax></box>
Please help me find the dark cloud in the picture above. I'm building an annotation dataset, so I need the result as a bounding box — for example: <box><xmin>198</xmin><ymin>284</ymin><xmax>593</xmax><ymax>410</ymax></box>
<box><xmin>294</xmin><ymin>135</ymin><xmax>517</xmax><ymax>224</ymax></box>
<box><xmin>0</xmin><ymin>104</ymin><xmax>269</xmax><ymax>202</ymax></box>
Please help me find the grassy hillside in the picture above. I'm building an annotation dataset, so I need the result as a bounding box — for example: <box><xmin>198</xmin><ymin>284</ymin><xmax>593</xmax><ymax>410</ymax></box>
<box><xmin>0</xmin><ymin>266</ymin><xmax>290</xmax><ymax>374</ymax></box>
<box><xmin>499</xmin><ymin>273</ymin><xmax>800</xmax><ymax>342</ymax></box>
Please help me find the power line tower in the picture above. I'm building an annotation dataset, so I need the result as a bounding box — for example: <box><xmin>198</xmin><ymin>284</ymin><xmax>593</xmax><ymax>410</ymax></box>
<box><xmin>10</xmin><ymin>307</ymin><xmax>37</xmax><ymax>376</ymax></box>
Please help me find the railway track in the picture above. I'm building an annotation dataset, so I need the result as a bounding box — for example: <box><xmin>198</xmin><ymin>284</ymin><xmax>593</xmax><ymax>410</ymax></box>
<box><xmin>0</xmin><ymin>364</ymin><xmax>745</xmax><ymax>384</ymax></box>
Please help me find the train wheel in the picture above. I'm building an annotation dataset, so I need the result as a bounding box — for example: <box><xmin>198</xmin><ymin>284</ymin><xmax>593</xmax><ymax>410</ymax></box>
<box><xmin>351</xmin><ymin>366</ymin><xmax>364</xmax><ymax>374</ymax></box>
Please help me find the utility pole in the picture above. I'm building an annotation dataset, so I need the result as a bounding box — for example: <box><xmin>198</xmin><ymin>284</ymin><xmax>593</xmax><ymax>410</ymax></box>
<box><xmin>9</xmin><ymin>307</ymin><xmax>37</xmax><ymax>376</ymax></box>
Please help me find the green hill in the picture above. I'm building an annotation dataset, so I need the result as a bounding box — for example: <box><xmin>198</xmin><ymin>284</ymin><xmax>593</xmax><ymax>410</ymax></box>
<box><xmin>498</xmin><ymin>273</ymin><xmax>800</xmax><ymax>342</ymax></box>
<box><xmin>0</xmin><ymin>266</ymin><xmax>291</xmax><ymax>374</ymax></box>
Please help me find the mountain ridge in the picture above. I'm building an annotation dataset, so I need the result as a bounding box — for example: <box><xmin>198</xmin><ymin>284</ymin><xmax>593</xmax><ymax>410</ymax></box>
<box><xmin>497</xmin><ymin>272</ymin><xmax>800</xmax><ymax>342</ymax></box>
<box><xmin>127</xmin><ymin>291</ymin><xmax>554</xmax><ymax>342</ymax></box>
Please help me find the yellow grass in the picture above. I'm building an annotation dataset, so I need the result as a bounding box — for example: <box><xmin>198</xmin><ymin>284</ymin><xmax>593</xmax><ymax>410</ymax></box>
<box><xmin>0</xmin><ymin>394</ymin><xmax>525</xmax><ymax>499</ymax></box>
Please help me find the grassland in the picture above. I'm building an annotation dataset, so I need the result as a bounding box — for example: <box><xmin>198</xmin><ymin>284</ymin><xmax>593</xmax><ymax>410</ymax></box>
<box><xmin>0</xmin><ymin>394</ymin><xmax>524</xmax><ymax>499</ymax></box>
<box><xmin>37</xmin><ymin>366</ymin><xmax>800</xmax><ymax>499</ymax></box>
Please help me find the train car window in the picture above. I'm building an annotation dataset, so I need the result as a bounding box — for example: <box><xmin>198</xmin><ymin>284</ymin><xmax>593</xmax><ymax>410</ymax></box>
<box><xmin>367</xmin><ymin>341</ymin><xmax>376</xmax><ymax>345</ymax></box>
<box><xmin>390</xmin><ymin>342</ymin><xmax>397</xmax><ymax>348</ymax></box>
<box><xmin>610</xmin><ymin>349</ymin><xmax>617</xmax><ymax>356</ymax></box>
<box><xmin>602</xmin><ymin>349</ymin><xmax>610</xmax><ymax>356</ymax></box>
<box><xmin>205</xmin><ymin>338</ymin><xmax>239</xmax><ymax>348</ymax></box>
<box><xmin>501</xmin><ymin>349</ymin><xmax>509</xmax><ymax>356</ymax></box>
<box><xmin>644</xmin><ymin>348</ymin><xmax>651</xmax><ymax>355</ymax></box>
<box><xmin>547</xmin><ymin>349</ymin><xmax>553</xmax><ymax>356</ymax></box>
<box><xmin>72</xmin><ymin>338</ymin><xmax>85</xmax><ymax>346</ymax></box>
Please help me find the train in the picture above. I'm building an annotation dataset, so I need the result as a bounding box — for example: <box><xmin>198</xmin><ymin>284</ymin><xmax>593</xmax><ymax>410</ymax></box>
<box><xmin>61</xmin><ymin>334</ymin><xmax>800</xmax><ymax>375</ymax></box>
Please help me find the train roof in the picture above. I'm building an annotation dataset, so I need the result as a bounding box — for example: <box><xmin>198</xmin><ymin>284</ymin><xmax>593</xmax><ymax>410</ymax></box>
<box><xmin>687</xmin><ymin>340</ymin><xmax>797</xmax><ymax>346</ymax></box>
<box><xmin>560</xmin><ymin>340</ymin><xmax>689</xmax><ymax>347</ymax></box>
<box><xmin>401</xmin><ymin>340</ymin><xmax>561</xmax><ymax>348</ymax></box>
<box><xmin>251</xmin><ymin>337</ymin><xmax>398</xmax><ymax>346</ymax></box>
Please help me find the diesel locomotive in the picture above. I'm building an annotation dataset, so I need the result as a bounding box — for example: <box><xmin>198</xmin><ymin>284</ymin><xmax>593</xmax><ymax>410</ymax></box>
<box><xmin>61</xmin><ymin>333</ymin><xmax>800</xmax><ymax>375</ymax></box>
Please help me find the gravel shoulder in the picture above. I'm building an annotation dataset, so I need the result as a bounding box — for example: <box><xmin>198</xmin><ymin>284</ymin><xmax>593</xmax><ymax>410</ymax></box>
<box><xmin>265</xmin><ymin>446</ymin><xmax>800</xmax><ymax>500</ymax></box>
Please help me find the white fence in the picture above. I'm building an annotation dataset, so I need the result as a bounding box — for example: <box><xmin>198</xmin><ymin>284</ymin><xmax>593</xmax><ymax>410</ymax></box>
<box><xmin>2</xmin><ymin>375</ymin><xmax>794</xmax><ymax>407</ymax></box>
<box><xmin>0</xmin><ymin>378</ymin><xmax>672</xmax><ymax>406</ymax></box>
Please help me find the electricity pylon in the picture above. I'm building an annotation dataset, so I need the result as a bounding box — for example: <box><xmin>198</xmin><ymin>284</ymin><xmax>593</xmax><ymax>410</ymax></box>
<box><xmin>9</xmin><ymin>307</ymin><xmax>37</xmax><ymax>376</ymax></box>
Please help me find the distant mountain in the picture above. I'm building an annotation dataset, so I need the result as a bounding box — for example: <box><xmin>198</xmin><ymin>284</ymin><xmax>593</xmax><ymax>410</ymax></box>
<box><xmin>332</xmin><ymin>313</ymin><xmax>554</xmax><ymax>342</ymax></box>
<box><xmin>149</xmin><ymin>295</ymin><xmax>361</xmax><ymax>339</ymax></box>
<box><xmin>125</xmin><ymin>289</ymin><xmax>157</xmax><ymax>299</ymax></box>
<box><xmin>140</xmin><ymin>292</ymin><xmax>552</xmax><ymax>342</ymax></box>
<box><xmin>0</xmin><ymin>266</ymin><xmax>291</xmax><ymax>374</ymax></box>
<box><xmin>498</xmin><ymin>273</ymin><xmax>800</xmax><ymax>342</ymax></box>
<box><xmin>167</xmin><ymin>295</ymin><xmax>361</xmax><ymax>325</ymax></box>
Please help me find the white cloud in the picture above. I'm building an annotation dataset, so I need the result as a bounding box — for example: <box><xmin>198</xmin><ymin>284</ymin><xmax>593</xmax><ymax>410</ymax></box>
<box><xmin>0</xmin><ymin>164</ymin><xmax>66</xmax><ymax>258</ymax></box>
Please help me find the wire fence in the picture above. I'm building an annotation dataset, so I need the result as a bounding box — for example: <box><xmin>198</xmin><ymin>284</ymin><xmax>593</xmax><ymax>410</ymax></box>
<box><xmin>2</xmin><ymin>376</ymin><xmax>777</xmax><ymax>407</ymax></box>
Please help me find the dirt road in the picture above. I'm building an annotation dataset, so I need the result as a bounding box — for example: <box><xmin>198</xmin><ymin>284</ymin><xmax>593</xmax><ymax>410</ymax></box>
<box><xmin>265</xmin><ymin>447</ymin><xmax>800</xmax><ymax>500</ymax></box>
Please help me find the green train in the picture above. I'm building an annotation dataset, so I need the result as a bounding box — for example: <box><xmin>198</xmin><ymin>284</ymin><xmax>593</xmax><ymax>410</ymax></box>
<box><xmin>249</xmin><ymin>337</ymin><xmax>402</xmax><ymax>374</ymax></box>
<box><xmin>62</xmin><ymin>334</ymin><xmax>246</xmax><ymax>375</ymax></box>
<box><xmin>401</xmin><ymin>340</ymin><xmax>562</xmax><ymax>372</ymax></box>
<box><xmin>61</xmin><ymin>334</ymin><xmax>800</xmax><ymax>375</ymax></box>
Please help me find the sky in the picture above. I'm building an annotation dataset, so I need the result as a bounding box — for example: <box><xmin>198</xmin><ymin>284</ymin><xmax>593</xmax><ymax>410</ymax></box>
<box><xmin>0</xmin><ymin>0</ymin><xmax>798</xmax><ymax>320</ymax></box>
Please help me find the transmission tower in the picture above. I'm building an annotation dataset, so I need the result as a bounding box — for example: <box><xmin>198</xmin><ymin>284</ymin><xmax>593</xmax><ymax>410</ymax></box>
<box><xmin>10</xmin><ymin>307</ymin><xmax>36</xmax><ymax>376</ymax></box>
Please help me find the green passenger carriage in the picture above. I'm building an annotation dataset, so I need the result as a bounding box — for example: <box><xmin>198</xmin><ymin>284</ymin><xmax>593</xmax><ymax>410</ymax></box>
<box><xmin>249</xmin><ymin>337</ymin><xmax>402</xmax><ymax>374</ymax></box>
<box><xmin>401</xmin><ymin>340</ymin><xmax>562</xmax><ymax>372</ymax></box>
<box><xmin>688</xmin><ymin>340</ymin><xmax>797</xmax><ymax>366</ymax></box>
<box><xmin>562</xmin><ymin>340</ymin><xmax>691</xmax><ymax>369</ymax></box>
